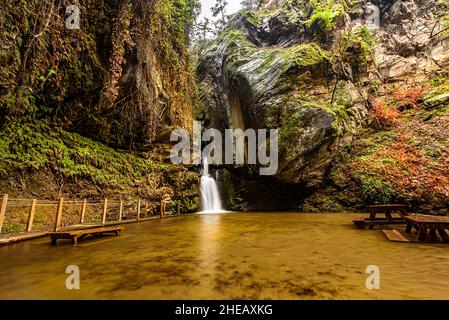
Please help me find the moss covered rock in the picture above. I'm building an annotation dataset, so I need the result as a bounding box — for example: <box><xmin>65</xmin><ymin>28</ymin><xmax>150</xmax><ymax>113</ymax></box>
<box><xmin>197</xmin><ymin>0</ymin><xmax>372</xmax><ymax>187</ymax></box>
<box><xmin>0</xmin><ymin>0</ymin><xmax>196</xmax><ymax>148</ymax></box>
<box><xmin>197</xmin><ymin>0</ymin><xmax>449</xmax><ymax>212</ymax></box>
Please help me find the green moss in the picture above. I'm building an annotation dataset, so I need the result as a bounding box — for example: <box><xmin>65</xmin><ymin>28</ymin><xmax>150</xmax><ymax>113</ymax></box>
<box><xmin>0</xmin><ymin>120</ymin><xmax>169</xmax><ymax>189</ymax></box>
<box><xmin>339</xmin><ymin>25</ymin><xmax>375</xmax><ymax>64</ymax></box>
<box><xmin>240</xmin><ymin>10</ymin><xmax>273</xmax><ymax>27</ymax></box>
<box><xmin>275</xmin><ymin>93</ymin><xmax>314</xmax><ymax>150</ymax></box>
<box><xmin>282</xmin><ymin>43</ymin><xmax>332</xmax><ymax>67</ymax></box>
<box><xmin>216</xmin><ymin>28</ymin><xmax>254</xmax><ymax>49</ymax></box>
<box><xmin>423</xmin><ymin>84</ymin><xmax>449</xmax><ymax>109</ymax></box>
<box><xmin>438</xmin><ymin>0</ymin><xmax>449</xmax><ymax>39</ymax></box>
<box><xmin>220</xmin><ymin>169</ymin><xmax>238</xmax><ymax>211</ymax></box>
<box><xmin>349</xmin><ymin>26</ymin><xmax>375</xmax><ymax>60</ymax></box>
<box><xmin>359</xmin><ymin>176</ymin><xmax>396</xmax><ymax>204</ymax></box>
<box><xmin>429</xmin><ymin>72</ymin><xmax>448</xmax><ymax>87</ymax></box>
<box><xmin>1</xmin><ymin>0</ymin><xmax>195</xmax><ymax>149</ymax></box>
<box><xmin>305</xmin><ymin>0</ymin><xmax>344</xmax><ymax>32</ymax></box>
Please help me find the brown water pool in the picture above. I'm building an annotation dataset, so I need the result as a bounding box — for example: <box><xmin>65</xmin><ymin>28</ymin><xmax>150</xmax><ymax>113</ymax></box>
<box><xmin>0</xmin><ymin>213</ymin><xmax>448</xmax><ymax>299</ymax></box>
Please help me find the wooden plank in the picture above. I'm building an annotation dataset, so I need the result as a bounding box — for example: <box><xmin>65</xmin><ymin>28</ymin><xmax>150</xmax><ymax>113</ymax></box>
<box><xmin>54</xmin><ymin>198</ymin><xmax>64</xmax><ymax>232</ymax></box>
<box><xmin>119</xmin><ymin>200</ymin><xmax>123</xmax><ymax>221</ymax></box>
<box><xmin>102</xmin><ymin>198</ymin><xmax>108</xmax><ymax>225</ymax></box>
<box><xmin>353</xmin><ymin>217</ymin><xmax>406</xmax><ymax>228</ymax></box>
<box><xmin>26</xmin><ymin>199</ymin><xmax>37</xmax><ymax>232</ymax></box>
<box><xmin>405</xmin><ymin>214</ymin><xmax>449</xmax><ymax>224</ymax></box>
<box><xmin>137</xmin><ymin>199</ymin><xmax>141</xmax><ymax>221</ymax></box>
<box><xmin>383</xmin><ymin>229</ymin><xmax>410</xmax><ymax>243</ymax></box>
<box><xmin>50</xmin><ymin>226</ymin><xmax>124</xmax><ymax>237</ymax></box>
<box><xmin>80</xmin><ymin>199</ymin><xmax>87</xmax><ymax>224</ymax></box>
<box><xmin>0</xmin><ymin>194</ymin><xmax>8</xmax><ymax>234</ymax></box>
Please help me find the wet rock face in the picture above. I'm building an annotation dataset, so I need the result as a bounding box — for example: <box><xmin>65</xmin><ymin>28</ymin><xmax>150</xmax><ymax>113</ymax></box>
<box><xmin>373</xmin><ymin>0</ymin><xmax>449</xmax><ymax>81</ymax></box>
<box><xmin>197</xmin><ymin>1</ymin><xmax>371</xmax><ymax>187</ymax></box>
<box><xmin>386</xmin><ymin>0</ymin><xmax>417</xmax><ymax>23</ymax></box>
<box><xmin>197</xmin><ymin>0</ymin><xmax>448</xmax><ymax>206</ymax></box>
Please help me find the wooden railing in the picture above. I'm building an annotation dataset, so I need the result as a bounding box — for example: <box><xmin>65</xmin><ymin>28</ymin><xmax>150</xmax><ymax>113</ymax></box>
<box><xmin>0</xmin><ymin>194</ymin><xmax>181</xmax><ymax>235</ymax></box>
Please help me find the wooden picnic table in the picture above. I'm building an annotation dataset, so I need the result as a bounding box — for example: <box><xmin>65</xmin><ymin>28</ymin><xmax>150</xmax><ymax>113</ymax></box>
<box><xmin>353</xmin><ymin>204</ymin><xmax>408</xmax><ymax>229</ymax></box>
<box><xmin>404</xmin><ymin>214</ymin><xmax>449</xmax><ymax>243</ymax></box>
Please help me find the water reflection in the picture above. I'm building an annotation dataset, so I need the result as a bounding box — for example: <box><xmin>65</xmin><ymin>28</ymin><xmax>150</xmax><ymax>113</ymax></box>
<box><xmin>1</xmin><ymin>213</ymin><xmax>449</xmax><ymax>299</ymax></box>
<box><xmin>198</xmin><ymin>214</ymin><xmax>223</xmax><ymax>289</ymax></box>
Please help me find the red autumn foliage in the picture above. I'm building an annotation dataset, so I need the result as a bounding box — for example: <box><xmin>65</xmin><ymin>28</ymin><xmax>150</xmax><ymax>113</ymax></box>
<box><xmin>370</xmin><ymin>98</ymin><xmax>400</xmax><ymax>128</ymax></box>
<box><xmin>366</xmin><ymin>141</ymin><xmax>449</xmax><ymax>200</ymax></box>
<box><xmin>348</xmin><ymin>112</ymin><xmax>449</xmax><ymax>203</ymax></box>
<box><xmin>393</xmin><ymin>87</ymin><xmax>425</xmax><ymax>109</ymax></box>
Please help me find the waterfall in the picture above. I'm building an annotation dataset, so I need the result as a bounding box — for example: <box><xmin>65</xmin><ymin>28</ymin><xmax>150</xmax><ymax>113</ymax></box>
<box><xmin>200</xmin><ymin>158</ymin><xmax>224</xmax><ymax>213</ymax></box>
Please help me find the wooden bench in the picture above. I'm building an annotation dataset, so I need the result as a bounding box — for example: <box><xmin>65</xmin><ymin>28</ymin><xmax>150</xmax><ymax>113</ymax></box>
<box><xmin>49</xmin><ymin>226</ymin><xmax>124</xmax><ymax>245</ymax></box>
<box><xmin>382</xmin><ymin>229</ymin><xmax>410</xmax><ymax>243</ymax></box>
<box><xmin>353</xmin><ymin>204</ymin><xmax>408</xmax><ymax>229</ymax></box>
<box><xmin>404</xmin><ymin>214</ymin><xmax>449</xmax><ymax>243</ymax></box>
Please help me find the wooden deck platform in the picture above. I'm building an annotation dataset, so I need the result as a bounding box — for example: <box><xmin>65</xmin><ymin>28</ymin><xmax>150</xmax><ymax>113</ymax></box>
<box><xmin>49</xmin><ymin>226</ymin><xmax>124</xmax><ymax>245</ymax></box>
<box><xmin>0</xmin><ymin>214</ymin><xmax>181</xmax><ymax>246</ymax></box>
<box><xmin>0</xmin><ymin>231</ymin><xmax>47</xmax><ymax>245</ymax></box>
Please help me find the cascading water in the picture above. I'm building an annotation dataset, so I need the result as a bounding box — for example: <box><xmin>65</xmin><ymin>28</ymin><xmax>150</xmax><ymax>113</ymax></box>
<box><xmin>200</xmin><ymin>157</ymin><xmax>224</xmax><ymax>213</ymax></box>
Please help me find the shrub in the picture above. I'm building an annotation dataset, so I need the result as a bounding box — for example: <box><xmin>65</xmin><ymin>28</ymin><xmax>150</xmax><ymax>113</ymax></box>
<box><xmin>370</xmin><ymin>98</ymin><xmax>400</xmax><ymax>128</ymax></box>
<box><xmin>393</xmin><ymin>87</ymin><xmax>425</xmax><ymax>110</ymax></box>
<box><xmin>360</xmin><ymin>176</ymin><xmax>395</xmax><ymax>204</ymax></box>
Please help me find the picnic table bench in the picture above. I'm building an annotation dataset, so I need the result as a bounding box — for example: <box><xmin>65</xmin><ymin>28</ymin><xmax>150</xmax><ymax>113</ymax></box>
<box><xmin>353</xmin><ymin>204</ymin><xmax>408</xmax><ymax>229</ymax></box>
<box><xmin>404</xmin><ymin>214</ymin><xmax>449</xmax><ymax>243</ymax></box>
<box><xmin>49</xmin><ymin>226</ymin><xmax>124</xmax><ymax>245</ymax></box>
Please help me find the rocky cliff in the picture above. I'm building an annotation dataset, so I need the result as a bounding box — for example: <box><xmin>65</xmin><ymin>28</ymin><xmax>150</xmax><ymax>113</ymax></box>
<box><xmin>0</xmin><ymin>0</ymin><xmax>200</xmax><ymax>212</ymax></box>
<box><xmin>197</xmin><ymin>0</ymin><xmax>449</xmax><ymax>212</ymax></box>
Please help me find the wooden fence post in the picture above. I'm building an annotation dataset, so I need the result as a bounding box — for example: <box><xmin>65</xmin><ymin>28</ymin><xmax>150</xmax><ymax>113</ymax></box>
<box><xmin>137</xmin><ymin>199</ymin><xmax>141</xmax><ymax>221</ymax></box>
<box><xmin>119</xmin><ymin>200</ymin><xmax>123</xmax><ymax>221</ymax></box>
<box><xmin>145</xmin><ymin>201</ymin><xmax>148</xmax><ymax>217</ymax></box>
<box><xmin>0</xmin><ymin>194</ymin><xmax>9</xmax><ymax>234</ymax></box>
<box><xmin>102</xmin><ymin>198</ymin><xmax>108</xmax><ymax>225</ymax></box>
<box><xmin>80</xmin><ymin>199</ymin><xmax>87</xmax><ymax>224</ymax></box>
<box><xmin>26</xmin><ymin>199</ymin><xmax>37</xmax><ymax>232</ymax></box>
<box><xmin>54</xmin><ymin>198</ymin><xmax>64</xmax><ymax>232</ymax></box>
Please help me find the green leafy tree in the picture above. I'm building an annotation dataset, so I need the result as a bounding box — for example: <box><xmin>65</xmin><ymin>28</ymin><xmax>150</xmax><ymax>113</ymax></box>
<box><xmin>211</xmin><ymin>0</ymin><xmax>229</xmax><ymax>34</ymax></box>
<box><xmin>191</xmin><ymin>17</ymin><xmax>214</xmax><ymax>44</ymax></box>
